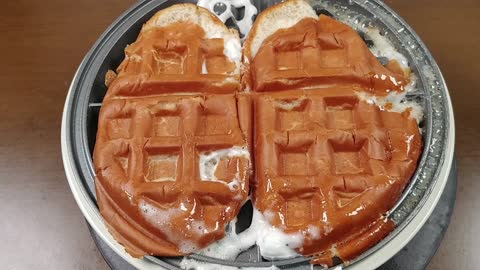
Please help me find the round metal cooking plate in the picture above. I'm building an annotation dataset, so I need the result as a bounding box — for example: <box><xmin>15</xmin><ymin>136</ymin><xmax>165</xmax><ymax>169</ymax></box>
<box><xmin>61</xmin><ymin>0</ymin><xmax>455</xmax><ymax>269</ymax></box>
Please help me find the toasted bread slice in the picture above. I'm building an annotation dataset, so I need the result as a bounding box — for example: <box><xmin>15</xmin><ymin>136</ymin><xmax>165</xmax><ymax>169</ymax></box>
<box><xmin>242</xmin><ymin>0</ymin><xmax>408</xmax><ymax>93</ymax></box>
<box><xmin>95</xmin><ymin>4</ymin><xmax>253</xmax><ymax>259</ymax></box>
<box><xmin>141</xmin><ymin>3</ymin><xmax>241</xmax><ymax>68</ymax></box>
<box><xmin>106</xmin><ymin>4</ymin><xmax>242</xmax><ymax>98</ymax></box>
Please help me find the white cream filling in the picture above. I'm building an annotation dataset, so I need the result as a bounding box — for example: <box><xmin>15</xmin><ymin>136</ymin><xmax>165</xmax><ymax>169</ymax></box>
<box><xmin>224</xmin><ymin>37</ymin><xmax>242</xmax><ymax>74</ymax></box>
<box><xmin>201</xmin><ymin>60</ymin><xmax>208</xmax><ymax>74</ymax></box>
<box><xmin>139</xmin><ymin>201</ymin><xmax>200</xmax><ymax>253</ymax></box>
<box><xmin>198</xmin><ymin>206</ymin><xmax>321</xmax><ymax>261</ymax></box>
<box><xmin>274</xmin><ymin>96</ymin><xmax>306</xmax><ymax>111</ymax></box>
<box><xmin>199</xmin><ymin>146</ymin><xmax>250</xmax><ymax>192</ymax></box>
<box><xmin>356</xmin><ymin>91</ymin><xmax>424</xmax><ymax>124</ymax></box>
<box><xmin>224</xmin><ymin>38</ymin><xmax>242</xmax><ymax>63</ymax></box>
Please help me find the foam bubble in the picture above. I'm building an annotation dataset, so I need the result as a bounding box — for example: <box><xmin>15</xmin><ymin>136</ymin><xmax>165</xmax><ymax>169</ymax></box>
<box><xmin>191</xmin><ymin>220</ymin><xmax>209</xmax><ymax>235</ymax></box>
<box><xmin>227</xmin><ymin>178</ymin><xmax>241</xmax><ymax>191</ymax></box>
<box><xmin>139</xmin><ymin>200</ymin><xmax>180</xmax><ymax>226</ymax></box>
<box><xmin>179</xmin><ymin>240</ymin><xmax>200</xmax><ymax>254</ymax></box>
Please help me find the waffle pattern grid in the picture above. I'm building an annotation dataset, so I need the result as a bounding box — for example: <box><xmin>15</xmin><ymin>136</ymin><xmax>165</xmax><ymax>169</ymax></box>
<box><xmin>94</xmin><ymin>94</ymin><xmax>251</xmax><ymax>256</ymax></box>
<box><xmin>254</xmin><ymin>88</ymin><xmax>421</xmax><ymax>261</ymax></box>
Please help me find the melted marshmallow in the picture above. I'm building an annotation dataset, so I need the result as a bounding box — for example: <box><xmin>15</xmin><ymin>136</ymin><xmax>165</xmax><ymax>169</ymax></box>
<box><xmin>199</xmin><ymin>206</ymin><xmax>306</xmax><ymax>261</ymax></box>
<box><xmin>224</xmin><ymin>38</ymin><xmax>242</xmax><ymax>63</ymax></box>
<box><xmin>199</xmin><ymin>146</ymin><xmax>250</xmax><ymax>192</ymax></box>
<box><xmin>274</xmin><ymin>97</ymin><xmax>306</xmax><ymax>111</ymax></box>
<box><xmin>201</xmin><ymin>60</ymin><xmax>208</xmax><ymax>74</ymax></box>
<box><xmin>365</xmin><ymin>28</ymin><xmax>409</xmax><ymax>69</ymax></box>
<box><xmin>356</xmin><ymin>91</ymin><xmax>424</xmax><ymax>124</ymax></box>
<box><xmin>357</xmin><ymin>29</ymin><xmax>424</xmax><ymax>122</ymax></box>
<box><xmin>139</xmin><ymin>201</ymin><xmax>200</xmax><ymax>253</ymax></box>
